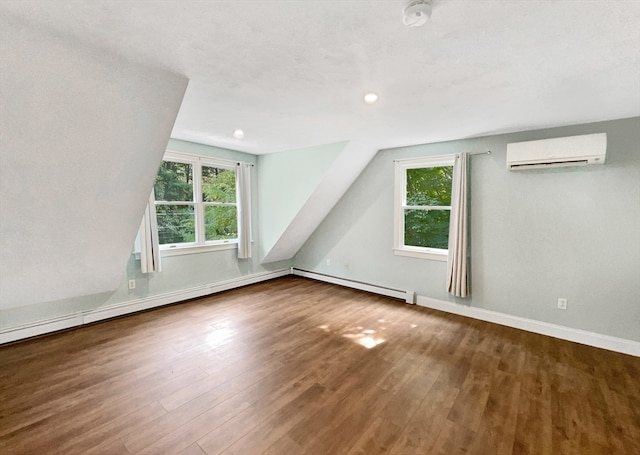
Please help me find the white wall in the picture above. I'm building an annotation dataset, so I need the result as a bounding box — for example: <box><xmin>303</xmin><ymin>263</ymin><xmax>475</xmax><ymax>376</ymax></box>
<box><xmin>257</xmin><ymin>142</ymin><xmax>345</xmax><ymax>259</ymax></box>
<box><xmin>0</xmin><ymin>16</ymin><xmax>188</xmax><ymax>309</ymax></box>
<box><xmin>294</xmin><ymin>117</ymin><xmax>640</xmax><ymax>342</ymax></box>
<box><xmin>258</xmin><ymin>141</ymin><xmax>379</xmax><ymax>263</ymax></box>
<box><xmin>1</xmin><ymin>139</ymin><xmax>291</xmax><ymax>331</ymax></box>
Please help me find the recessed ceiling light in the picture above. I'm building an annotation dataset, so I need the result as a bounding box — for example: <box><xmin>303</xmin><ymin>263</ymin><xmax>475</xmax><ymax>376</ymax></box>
<box><xmin>364</xmin><ymin>93</ymin><xmax>379</xmax><ymax>104</ymax></box>
<box><xmin>233</xmin><ymin>129</ymin><xmax>244</xmax><ymax>139</ymax></box>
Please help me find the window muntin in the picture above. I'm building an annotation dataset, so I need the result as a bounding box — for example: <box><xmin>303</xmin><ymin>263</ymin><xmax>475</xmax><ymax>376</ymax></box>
<box><xmin>394</xmin><ymin>156</ymin><xmax>455</xmax><ymax>260</ymax></box>
<box><xmin>154</xmin><ymin>152</ymin><xmax>237</xmax><ymax>250</ymax></box>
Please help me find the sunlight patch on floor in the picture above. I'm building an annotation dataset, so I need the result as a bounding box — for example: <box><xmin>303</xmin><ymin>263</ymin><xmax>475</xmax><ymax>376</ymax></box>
<box><xmin>206</xmin><ymin>320</ymin><xmax>236</xmax><ymax>349</ymax></box>
<box><xmin>317</xmin><ymin>318</ymin><xmax>419</xmax><ymax>349</ymax></box>
<box><xmin>318</xmin><ymin>323</ymin><xmax>386</xmax><ymax>349</ymax></box>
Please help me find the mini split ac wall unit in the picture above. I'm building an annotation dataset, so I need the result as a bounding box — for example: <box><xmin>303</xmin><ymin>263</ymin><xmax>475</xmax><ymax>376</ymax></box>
<box><xmin>506</xmin><ymin>133</ymin><xmax>607</xmax><ymax>170</ymax></box>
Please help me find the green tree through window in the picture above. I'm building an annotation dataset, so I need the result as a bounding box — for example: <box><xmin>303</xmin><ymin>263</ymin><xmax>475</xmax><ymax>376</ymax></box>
<box><xmin>153</xmin><ymin>154</ymin><xmax>238</xmax><ymax>247</ymax></box>
<box><xmin>394</xmin><ymin>155</ymin><xmax>455</xmax><ymax>260</ymax></box>
<box><xmin>405</xmin><ymin>166</ymin><xmax>453</xmax><ymax>249</ymax></box>
<box><xmin>202</xmin><ymin>166</ymin><xmax>237</xmax><ymax>241</ymax></box>
<box><xmin>154</xmin><ymin>161</ymin><xmax>195</xmax><ymax>245</ymax></box>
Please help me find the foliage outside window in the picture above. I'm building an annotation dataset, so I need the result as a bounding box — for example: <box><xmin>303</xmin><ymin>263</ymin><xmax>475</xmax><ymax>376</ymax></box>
<box><xmin>154</xmin><ymin>152</ymin><xmax>238</xmax><ymax>250</ymax></box>
<box><xmin>394</xmin><ymin>155</ymin><xmax>455</xmax><ymax>261</ymax></box>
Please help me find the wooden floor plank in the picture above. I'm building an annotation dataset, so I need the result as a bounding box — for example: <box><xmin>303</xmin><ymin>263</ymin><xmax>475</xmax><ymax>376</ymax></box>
<box><xmin>136</xmin><ymin>394</ymin><xmax>250</xmax><ymax>455</ymax></box>
<box><xmin>345</xmin><ymin>417</ymin><xmax>402</xmax><ymax>455</ymax></box>
<box><xmin>219</xmin><ymin>384</ymin><xmax>328</xmax><ymax>455</ymax></box>
<box><xmin>176</xmin><ymin>443</ymin><xmax>208</xmax><ymax>455</ymax></box>
<box><xmin>387</xmin><ymin>380</ymin><xmax>459</xmax><ymax>455</ymax></box>
<box><xmin>1</xmin><ymin>276</ymin><xmax>638</xmax><ymax>454</ymax></box>
<box><xmin>261</xmin><ymin>435</ymin><xmax>304</xmax><ymax>455</ymax></box>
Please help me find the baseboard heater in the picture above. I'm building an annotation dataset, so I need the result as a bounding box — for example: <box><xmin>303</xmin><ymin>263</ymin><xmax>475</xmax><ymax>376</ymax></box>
<box><xmin>0</xmin><ymin>269</ymin><xmax>292</xmax><ymax>345</ymax></box>
<box><xmin>291</xmin><ymin>268</ymin><xmax>415</xmax><ymax>304</ymax></box>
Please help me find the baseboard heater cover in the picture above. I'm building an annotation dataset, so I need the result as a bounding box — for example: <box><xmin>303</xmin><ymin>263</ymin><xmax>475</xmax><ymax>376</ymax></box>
<box><xmin>4</xmin><ymin>268</ymin><xmax>637</xmax><ymax>356</ymax></box>
<box><xmin>292</xmin><ymin>268</ymin><xmax>415</xmax><ymax>303</ymax></box>
<box><xmin>0</xmin><ymin>268</ymin><xmax>291</xmax><ymax>344</ymax></box>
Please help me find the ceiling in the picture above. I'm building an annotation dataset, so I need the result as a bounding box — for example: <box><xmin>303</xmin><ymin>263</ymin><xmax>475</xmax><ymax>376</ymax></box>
<box><xmin>2</xmin><ymin>0</ymin><xmax>639</xmax><ymax>155</ymax></box>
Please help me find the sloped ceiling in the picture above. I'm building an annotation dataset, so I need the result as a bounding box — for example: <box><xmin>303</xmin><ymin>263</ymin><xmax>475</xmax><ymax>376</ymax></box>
<box><xmin>259</xmin><ymin>141</ymin><xmax>379</xmax><ymax>263</ymax></box>
<box><xmin>0</xmin><ymin>15</ymin><xmax>188</xmax><ymax>308</ymax></box>
<box><xmin>258</xmin><ymin>142</ymin><xmax>347</xmax><ymax>260</ymax></box>
<box><xmin>1</xmin><ymin>0</ymin><xmax>639</xmax><ymax>287</ymax></box>
<box><xmin>1</xmin><ymin>0</ymin><xmax>638</xmax><ymax>154</ymax></box>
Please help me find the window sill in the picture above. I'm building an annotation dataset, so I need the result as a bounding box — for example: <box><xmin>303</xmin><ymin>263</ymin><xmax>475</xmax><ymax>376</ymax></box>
<box><xmin>393</xmin><ymin>247</ymin><xmax>448</xmax><ymax>262</ymax></box>
<box><xmin>160</xmin><ymin>241</ymin><xmax>238</xmax><ymax>257</ymax></box>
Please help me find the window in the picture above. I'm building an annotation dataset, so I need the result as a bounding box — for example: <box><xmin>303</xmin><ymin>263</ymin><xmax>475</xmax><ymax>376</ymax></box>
<box><xmin>394</xmin><ymin>155</ymin><xmax>455</xmax><ymax>261</ymax></box>
<box><xmin>154</xmin><ymin>152</ymin><xmax>238</xmax><ymax>252</ymax></box>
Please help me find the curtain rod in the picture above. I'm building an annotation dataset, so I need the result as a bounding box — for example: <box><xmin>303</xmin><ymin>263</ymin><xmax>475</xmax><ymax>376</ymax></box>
<box><xmin>393</xmin><ymin>151</ymin><xmax>491</xmax><ymax>162</ymax></box>
<box><xmin>236</xmin><ymin>162</ymin><xmax>255</xmax><ymax>166</ymax></box>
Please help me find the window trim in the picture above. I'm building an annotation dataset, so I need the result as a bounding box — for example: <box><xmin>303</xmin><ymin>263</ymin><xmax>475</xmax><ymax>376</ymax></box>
<box><xmin>393</xmin><ymin>155</ymin><xmax>455</xmax><ymax>261</ymax></box>
<box><xmin>156</xmin><ymin>150</ymin><xmax>239</xmax><ymax>255</ymax></box>
<box><xmin>160</xmin><ymin>241</ymin><xmax>238</xmax><ymax>257</ymax></box>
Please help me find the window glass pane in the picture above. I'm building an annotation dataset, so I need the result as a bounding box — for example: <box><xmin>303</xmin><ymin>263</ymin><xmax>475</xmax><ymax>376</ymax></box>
<box><xmin>154</xmin><ymin>161</ymin><xmax>193</xmax><ymax>202</ymax></box>
<box><xmin>155</xmin><ymin>205</ymin><xmax>195</xmax><ymax>244</ymax></box>
<box><xmin>202</xmin><ymin>166</ymin><xmax>236</xmax><ymax>203</ymax></box>
<box><xmin>205</xmin><ymin>206</ymin><xmax>238</xmax><ymax>241</ymax></box>
<box><xmin>406</xmin><ymin>166</ymin><xmax>452</xmax><ymax>206</ymax></box>
<box><xmin>404</xmin><ymin>208</ymin><xmax>450</xmax><ymax>249</ymax></box>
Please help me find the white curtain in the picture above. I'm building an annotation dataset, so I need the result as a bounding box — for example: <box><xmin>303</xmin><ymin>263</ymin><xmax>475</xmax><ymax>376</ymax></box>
<box><xmin>236</xmin><ymin>162</ymin><xmax>252</xmax><ymax>259</ymax></box>
<box><xmin>447</xmin><ymin>152</ymin><xmax>469</xmax><ymax>297</ymax></box>
<box><xmin>139</xmin><ymin>189</ymin><xmax>161</xmax><ymax>273</ymax></box>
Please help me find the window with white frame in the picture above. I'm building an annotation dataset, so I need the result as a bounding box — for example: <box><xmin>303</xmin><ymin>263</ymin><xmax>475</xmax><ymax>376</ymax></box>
<box><xmin>154</xmin><ymin>152</ymin><xmax>238</xmax><ymax>251</ymax></box>
<box><xmin>394</xmin><ymin>155</ymin><xmax>455</xmax><ymax>261</ymax></box>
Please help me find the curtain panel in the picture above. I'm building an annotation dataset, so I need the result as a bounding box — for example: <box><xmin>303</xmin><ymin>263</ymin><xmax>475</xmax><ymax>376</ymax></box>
<box><xmin>139</xmin><ymin>189</ymin><xmax>161</xmax><ymax>273</ymax></box>
<box><xmin>236</xmin><ymin>162</ymin><xmax>252</xmax><ymax>259</ymax></box>
<box><xmin>446</xmin><ymin>152</ymin><xmax>469</xmax><ymax>297</ymax></box>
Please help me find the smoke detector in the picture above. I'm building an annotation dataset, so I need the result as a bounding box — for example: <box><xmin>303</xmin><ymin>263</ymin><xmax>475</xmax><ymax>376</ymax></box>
<box><xmin>402</xmin><ymin>0</ymin><xmax>433</xmax><ymax>27</ymax></box>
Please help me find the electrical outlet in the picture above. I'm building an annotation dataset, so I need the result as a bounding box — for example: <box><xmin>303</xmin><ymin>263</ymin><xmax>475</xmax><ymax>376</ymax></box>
<box><xmin>128</xmin><ymin>279</ymin><xmax>136</xmax><ymax>290</ymax></box>
<box><xmin>344</xmin><ymin>262</ymin><xmax>350</xmax><ymax>270</ymax></box>
<box><xmin>557</xmin><ymin>298</ymin><xmax>567</xmax><ymax>310</ymax></box>
<box><xmin>326</xmin><ymin>259</ymin><xmax>331</xmax><ymax>266</ymax></box>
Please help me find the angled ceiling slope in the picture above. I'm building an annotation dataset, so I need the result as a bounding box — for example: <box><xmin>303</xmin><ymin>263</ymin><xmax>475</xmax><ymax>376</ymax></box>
<box><xmin>259</xmin><ymin>141</ymin><xmax>379</xmax><ymax>264</ymax></box>
<box><xmin>0</xmin><ymin>16</ymin><xmax>188</xmax><ymax>308</ymax></box>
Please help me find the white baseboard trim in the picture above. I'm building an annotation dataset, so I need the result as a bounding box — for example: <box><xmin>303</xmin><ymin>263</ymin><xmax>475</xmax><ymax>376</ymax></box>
<box><xmin>0</xmin><ymin>269</ymin><xmax>290</xmax><ymax>345</ymax></box>
<box><xmin>290</xmin><ymin>269</ymin><xmax>638</xmax><ymax>356</ymax></box>
<box><xmin>416</xmin><ymin>296</ymin><xmax>640</xmax><ymax>357</ymax></box>
<box><xmin>4</xmin><ymin>268</ymin><xmax>638</xmax><ymax>357</ymax></box>
<box><xmin>292</xmin><ymin>268</ymin><xmax>414</xmax><ymax>303</ymax></box>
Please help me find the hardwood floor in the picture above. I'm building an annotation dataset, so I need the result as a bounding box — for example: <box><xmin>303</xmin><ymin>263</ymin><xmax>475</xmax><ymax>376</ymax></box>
<box><xmin>1</xmin><ymin>276</ymin><xmax>638</xmax><ymax>454</ymax></box>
